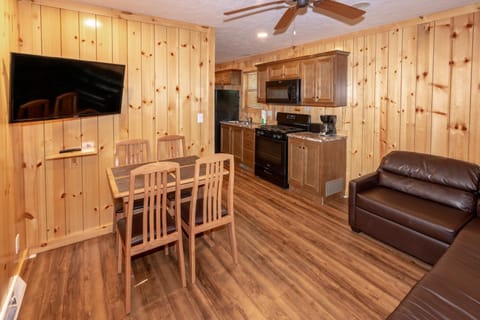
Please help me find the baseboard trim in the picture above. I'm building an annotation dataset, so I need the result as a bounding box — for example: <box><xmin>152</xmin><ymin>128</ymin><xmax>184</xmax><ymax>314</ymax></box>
<box><xmin>28</xmin><ymin>224</ymin><xmax>113</xmax><ymax>255</ymax></box>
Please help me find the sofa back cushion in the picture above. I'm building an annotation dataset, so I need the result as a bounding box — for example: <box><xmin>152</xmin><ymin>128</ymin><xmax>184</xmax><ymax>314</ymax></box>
<box><xmin>378</xmin><ymin>151</ymin><xmax>480</xmax><ymax>213</ymax></box>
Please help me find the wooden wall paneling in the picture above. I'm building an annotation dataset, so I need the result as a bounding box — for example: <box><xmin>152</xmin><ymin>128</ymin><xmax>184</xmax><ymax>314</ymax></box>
<box><xmin>200</xmin><ymin>28</ymin><xmax>213</xmax><ymax>155</ymax></box>
<box><xmin>448</xmin><ymin>14</ymin><xmax>474</xmax><ymax>161</ymax></box>
<box><xmin>154</xmin><ymin>25</ymin><xmax>168</xmax><ymax>140</ymax></box>
<box><xmin>167</xmin><ymin>27</ymin><xmax>179</xmax><ymax>133</ymax></box>
<box><xmin>363</xmin><ymin>34</ymin><xmax>377</xmax><ymax>173</ymax></box>
<box><xmin>179</xmin><ymin>29</ymin><xmax>192</xmax><ymax>149</ymax></box>
<box><xmin>399</xmin><ymin>25</ymin><xmax>418</xmax><ymax>151</ymax></box>
<box><xmin>18</xmin><ymin>2</ymin><xmax>47</xmax><ymax>248</ymax></box>
<box><xmin>62</xmin><ymin>10</ymin><xmax>84</xmax><ymax>235</ymax></box>
<box><xmin>431</xmin><ymin>18</ymin><xmax>452</xmax><ymax>157</ymax></box>
<box><xmin>342</xmin><ymin>39</ymin><xmax>354</xmax><ymax>186</ymax></box>
<box><xmin>127</xmin><ymin>21</ymin><xmax>142</xmax><ymax>139</ymax></box>
<box><xmin>96</xmin><ymin>15</ymin><xmax>115</xmax><ymax>226</ymax></box>
<box><xmin>469</xmin><ymin>12</ymin><xmax>480</xmax><ymax>163</ymax></box>
<box><xmin>189</xmin><ymin>31</ymin><xmax>201</xmax><ymax>156</ymax></box>
<box><xmin>375</xmin><ymin>32</ymin><xmax>389</xmax><ymax>160</ymax></box>
<box><xmin>41</xmin><ymin>7</ymin><xmax>66</xmax><ymax>241</ymax></box>
<box><xmin>80</xmin><ymin>12</ymin><xmax>102</xmax><ymax>230</ymax></box>
<box><xmin>350</xmin><ymin>36</ymin><xmax>365</xmax><ymax>179</ymax></box>
<box><xmin>141</xmin><ymin>23</ymin><xmax>156</xmax><ymax>155</ymax></box>
<box><xmin>386</xmin><ymin>28</ymin><xmax>402</xmax><ymax>154</ymax></box>
<box><xmin>63</xmin><ymin>118</ymin><xmax>84</xmax><ymax>234</ymax></box>
<box><xmin>112</xmin><ymin>18</ymin><xmax>129</xmax><ymax>141</ymax></box>
<box><xmin>414</xmin><ymin>22</ymin><xmax>434</xmax><ymax>154</ymax></box>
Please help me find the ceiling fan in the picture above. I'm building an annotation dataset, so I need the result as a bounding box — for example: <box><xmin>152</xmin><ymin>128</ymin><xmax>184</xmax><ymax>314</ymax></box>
<box><xmin>224</xmin><ymin>0</ymin><xmax>366</xmax><ymax>33</ymax></box>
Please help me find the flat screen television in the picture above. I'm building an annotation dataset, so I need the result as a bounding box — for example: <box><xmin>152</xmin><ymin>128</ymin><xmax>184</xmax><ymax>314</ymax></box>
<box><xmin>9</xmin><ymin>52</ymin><xmax>126</xmax><ymax>123</ymax></box>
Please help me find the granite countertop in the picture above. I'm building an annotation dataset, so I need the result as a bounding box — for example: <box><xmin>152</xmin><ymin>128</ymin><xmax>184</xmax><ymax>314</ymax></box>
<box><xmin>287</xmin><ymin>132</ymin><xmax>347</xmax><ymax>142</ymax></box>
<box><xmin>220</xmin><ymin>120</ymin><xmax>261</xmax><ymax>129</ymax></box>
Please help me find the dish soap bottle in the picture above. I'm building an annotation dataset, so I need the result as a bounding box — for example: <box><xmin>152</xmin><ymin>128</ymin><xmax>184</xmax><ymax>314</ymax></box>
<box><xmin>261</xmin><ymin>110</ymin><xmax>267</xmax><ymax>125</ymax></box>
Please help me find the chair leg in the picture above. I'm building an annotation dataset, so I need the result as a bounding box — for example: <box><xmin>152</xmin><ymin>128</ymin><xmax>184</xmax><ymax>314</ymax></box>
<box><xmin>189</xmin><ymin>233</ymin><xmax>196</xmax><ymax>285</ymax></box>
<box><xmin>176</xmin><ymin>236</ymin><xmax>186</xmax><ymax>288</ymax></box>
<box><xmin>125</xmin><ymin>256</ymin><xmax>132</xmax><ymax>314</ymax></box>
<box><xmin>228</xmin><ymin>221</ymin><xmax>238</xmax><ymax>265</ymax></box>
<box><xmin>117</xmin><ymin>232</ymin><xmax>122</xmax><ymax>273</ymax></box>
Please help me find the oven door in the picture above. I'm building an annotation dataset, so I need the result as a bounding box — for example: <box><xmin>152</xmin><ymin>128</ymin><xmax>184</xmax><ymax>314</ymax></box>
<box><xmin>254</xmin><ymin>134</ymin><xmax>289</xmax><ymax>188</ymax></box>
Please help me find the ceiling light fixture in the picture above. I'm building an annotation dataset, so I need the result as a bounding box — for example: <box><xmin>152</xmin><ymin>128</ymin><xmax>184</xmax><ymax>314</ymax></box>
<box><xmin>257</xmin><ymin>32</ymin><xmax>268</xmax><ymax>39</ymax></box>
<box><xmin>352</xmin><ymin>2</ymin><xmax>370</xmax><ymax>10</ymax></box>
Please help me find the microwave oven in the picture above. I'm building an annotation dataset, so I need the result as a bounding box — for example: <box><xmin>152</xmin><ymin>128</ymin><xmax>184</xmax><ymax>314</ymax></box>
<box><xmin>265</xmin><ymin>79</ymin><xmax>301</xmax><ymax>105</ymax></box>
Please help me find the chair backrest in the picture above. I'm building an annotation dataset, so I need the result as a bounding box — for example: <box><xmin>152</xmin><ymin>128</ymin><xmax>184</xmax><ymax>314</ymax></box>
<box><xmin>157</xmin><ymin>135</ymin><xmax>187</xmax><ymax>160</ymax></box>
<box><xmin>18</xmin><ymin>99</ymin><xmax>50</xmax><ymax>119</ymax></box>
<box><xmin>54</xmin><ymin>92</ymin><xmax>78</xmax><ymax>116</ymax></box>
<box><xmin>126</xmin><ymin>162</ymin><xmax>181</xmax><ymax>250</ymax></box>
<box><xmin>189</xmin><ymin>153</ymin><xmax>234</xmax><ymax>227</ymax></box>
<box><xmin>115</xmin><ymin>139</ymin><xmax>151</xmax><ymax>166</ymax></box>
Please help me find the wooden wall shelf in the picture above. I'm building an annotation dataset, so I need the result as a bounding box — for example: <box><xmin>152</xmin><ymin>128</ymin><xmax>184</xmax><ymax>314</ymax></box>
<box><xmin>45</xmin><ymin>149</ymin><xmax>97</xmax><ymax>160</ymax></box>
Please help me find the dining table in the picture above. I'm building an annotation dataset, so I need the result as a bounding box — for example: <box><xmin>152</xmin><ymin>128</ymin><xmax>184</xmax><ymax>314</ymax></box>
<box><xmin>106</xmin><ymin>155</ymin><xmax>200</xmax><ymax>202</ymax></box>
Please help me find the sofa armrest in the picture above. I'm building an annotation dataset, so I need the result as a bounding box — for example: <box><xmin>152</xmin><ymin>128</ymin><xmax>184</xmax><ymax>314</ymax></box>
<box><xmin>348</xmin><ymin>172</ymin><xmax>379</xmax><ymax>231</ymax></box>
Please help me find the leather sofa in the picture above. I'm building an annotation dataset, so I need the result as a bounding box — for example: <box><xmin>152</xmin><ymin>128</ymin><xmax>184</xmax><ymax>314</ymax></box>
<box><xmin>349</xmin><ymin>150</ymin><xmax>480</xmax><ymax>265</ymax></box>
<box><xmin>348</xmin><ymin>150</ymin><xmax>480</xmax><ymax>319</ymax></box>
<box><xmin>387</xmin><ymin>218</ymin><xmax>480</xmax><ymax>319</ymax></box>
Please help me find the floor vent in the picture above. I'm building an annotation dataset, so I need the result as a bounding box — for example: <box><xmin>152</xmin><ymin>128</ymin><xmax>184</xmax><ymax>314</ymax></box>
<box><xmin>0</xmin><ymin>276</ymin><xmax>26</xmax><ymax>320</ymax></box>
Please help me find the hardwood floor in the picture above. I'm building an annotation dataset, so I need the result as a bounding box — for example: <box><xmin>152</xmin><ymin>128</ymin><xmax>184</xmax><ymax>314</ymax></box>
<box><xmin>19</xmin><ymin>168</ymin><xmax>429</xmax><ymax>319</ymax></box>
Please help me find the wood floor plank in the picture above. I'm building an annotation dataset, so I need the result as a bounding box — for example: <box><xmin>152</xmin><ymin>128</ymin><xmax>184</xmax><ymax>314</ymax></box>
<box><xmin>19</xmin><ymin>168</ymin><xmax>429</xmax><ymax>319</ymax></box>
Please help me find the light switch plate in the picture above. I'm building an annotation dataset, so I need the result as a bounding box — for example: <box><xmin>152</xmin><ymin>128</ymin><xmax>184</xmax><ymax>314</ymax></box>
<box><xmin>197</xmin><ymin>113</ymin><xmax>204</xmax><ymax>123</ymax></box>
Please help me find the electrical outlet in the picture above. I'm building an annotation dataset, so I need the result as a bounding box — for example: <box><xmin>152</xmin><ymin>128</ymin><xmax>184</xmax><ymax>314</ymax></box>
<box><xmin>15</xmin><ymin>234</ymin><xmax>19</xmax><ymax>255</ymax></box>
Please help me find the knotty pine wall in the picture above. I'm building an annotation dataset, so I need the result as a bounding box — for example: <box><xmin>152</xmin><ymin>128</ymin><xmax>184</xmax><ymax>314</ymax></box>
<box><xmin>0</xmin><ymin>0</ymin><xmax>25</xmax><ymax>309</ymax></box>
<box><xmin>217</xmin><ymin>4</ymin><xmax>480</xmax><ymax>186</ymax></box>
<box><xmin>16</xmin><ymin>0</ymin><xmax>215</xmax><ymax>252</ymax></box>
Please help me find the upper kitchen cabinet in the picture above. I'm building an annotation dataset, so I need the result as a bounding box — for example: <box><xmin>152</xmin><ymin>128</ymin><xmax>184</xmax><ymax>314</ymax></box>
<box><xmin>257</xmin><ymin>65</ymin><xmax>268</xmax><ymax>103</ymax></box>
<box><xmin>215</xmin><ymin>69</ymin><xmax>242</xmax><ymax>86</ymax></box>
<box><xmin>268</xmin><ymin>61</ymin><xmax>301</xmax><ymax>80</ymax></box>
<box><xmin>301</xmin><ymin>51</ymin><xmax>348</xmax><ymax>107</ymax></box>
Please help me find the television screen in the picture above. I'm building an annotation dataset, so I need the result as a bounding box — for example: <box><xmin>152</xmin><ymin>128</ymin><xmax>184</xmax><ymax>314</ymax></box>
<box><xmin>9</xmin><ymin>52</ymin><xmax>126</xmax><ymax>123</ymax></box>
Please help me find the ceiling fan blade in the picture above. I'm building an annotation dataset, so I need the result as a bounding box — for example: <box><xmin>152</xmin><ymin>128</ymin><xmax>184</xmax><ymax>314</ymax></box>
<box><xmin>314</xmin><ymin>0</ymin><xmax>365</xmax><ymax>19</ymax></box>
<box><xmin>224</xmin><ymin>1</ymin><xmax>286</xmax><ymax>15</ymax></box>
<box><xmin>274</xmin><ymin>6</ymin><xmax>298</xmax><ymax>30</ymax></box>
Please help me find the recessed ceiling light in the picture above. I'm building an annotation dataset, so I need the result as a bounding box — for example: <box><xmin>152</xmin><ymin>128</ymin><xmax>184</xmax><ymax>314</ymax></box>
<box><xmin>257</xmin><ymin>32</ymin><xmax>268</xmax><ymax>39</ymax></box>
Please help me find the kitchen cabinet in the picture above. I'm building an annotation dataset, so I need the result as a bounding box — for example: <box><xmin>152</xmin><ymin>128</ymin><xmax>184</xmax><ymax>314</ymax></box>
<box><xmin>256</xmin><ymin>50</ymin><xmax>348</xmax><ymax>107</ymax></box>
<box><xmin>301</xmin><ymin>53</ymin><xmax>348</xmax><ymax>106</ymax></box>
<box><xmin>268</xmin><ymin>61</ymin><xmax>301</xmax><ymax>80</ymax></box>
<box><xmin>289</xmin><ymin>138</ymin><xmax>320</xmax><ymax>194</ymax></box>
<box><xmin>257</xmin><ymin>66</ymin><xmax>267</xmax><ymax>103</ymax></box>
<box><xmin>215</xmin><ymin>69</ymin><xmax>241</xmax><ymax>86</ymax></box>
<box><xmin>288</xmin><ymin>134</ymin><xmax>346</xmax><ymax>203</ymax></box>
<box><xmin>221</xmin><ymin>123</ymin><xmax>255</xmax><ymax>172</ymax></box>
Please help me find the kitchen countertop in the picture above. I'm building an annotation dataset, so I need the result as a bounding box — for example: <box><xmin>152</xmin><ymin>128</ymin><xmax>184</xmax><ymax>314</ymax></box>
<box><xmin>220</xmin><ymin>120</ymin><xmax>261</xmax><ymax>129</ymax></box>
<box><xmin>287</xmin><ymin>132</ymin><xmax>347</xmax><ymax>142</ymax></box>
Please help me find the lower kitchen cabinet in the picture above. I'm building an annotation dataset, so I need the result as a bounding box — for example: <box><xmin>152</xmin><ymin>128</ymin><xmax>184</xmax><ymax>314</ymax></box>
<box><xmin>288</xmin><ymin>135</ymin><xmax>346</xmax><ymax>203</ymax></box>
<box><xmin>221</xmin><ymin>123</ymin><xmax>255</xmax><ymax>172</ymax></box>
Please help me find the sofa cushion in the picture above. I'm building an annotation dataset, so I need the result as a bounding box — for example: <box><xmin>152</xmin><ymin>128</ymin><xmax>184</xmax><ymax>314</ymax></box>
<box><xmin>357</xmin><ymin>187</ymin><xmax>473</xmax><ymax>244</ymax></box>
<box><xmin>379</xmin><ymin>151</ymin><xmax>480</xmax><ymax>192</ymax></box>
<box><xmin>379</xmin><ymin>171</ymin><xmax>477</xmax><ymax>213</ymax></box>
<box><xmin>387</xmin><ymin>219</ymin><xmax>480</xmax><ymax>319</ymax></box>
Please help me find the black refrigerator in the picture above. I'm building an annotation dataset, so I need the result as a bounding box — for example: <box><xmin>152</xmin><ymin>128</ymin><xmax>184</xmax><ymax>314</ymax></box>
<box><xmin>214</xmin><ymin>89</ymin><xmax>240</xmax><ymax>153</ymax></box>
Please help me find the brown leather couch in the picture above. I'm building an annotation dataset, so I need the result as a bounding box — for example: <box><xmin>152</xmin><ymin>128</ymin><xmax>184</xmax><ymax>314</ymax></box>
<box><xmin>387</xmin><ymin>218</ymin><xmax>480</xmax><ymax>319</ymax></box>
<box><xmin>348</xmin><ymin>150</ymin><xmax>480</xmax><ymax>319</ymax></box>
<box><xmin>349</xmin><ymin>150</ymin><xmax>480</xmax><ymax>264</ymax></box>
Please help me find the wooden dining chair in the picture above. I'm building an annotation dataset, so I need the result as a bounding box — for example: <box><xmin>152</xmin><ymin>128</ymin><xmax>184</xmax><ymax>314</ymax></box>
<box><xmin>54</xmin><ymin>91</ymin><xmax>77</xmax><ymax>116</ymax></box>
<box><xmin>157</xmin><ymin>135</ymin><xmax>191</xmax><ymax>208</ymax></box>
<box><xmin>157</xmin><ymin>135</ymin><xmax>187</xmax><ymax>160</ymax></box>
<box><xmin>116</xmin><ymin>161</ymin><xmax>186</xmax><ymax>314</ymax></box>
<box><xmin>113</xmin><ymin>139</ymin><xmax>151</xmax><ymax>229</ymax></box>
<box><xmin>180</xmin><ymin>153</ymin><xmax>238</xmax><ymax>284</ymax></box>
<box><xmin>115</xmin><ymin>138</ymin><xmax>151</xmax><ymax>166</ymax></box>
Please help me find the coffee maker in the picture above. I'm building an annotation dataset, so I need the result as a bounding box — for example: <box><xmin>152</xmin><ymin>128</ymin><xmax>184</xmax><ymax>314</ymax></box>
<box><xmin>320</xmin><ymin>115</ymin><xmax>337</xmax><ymax>135</ymax></box>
